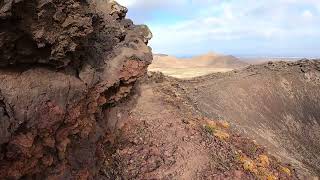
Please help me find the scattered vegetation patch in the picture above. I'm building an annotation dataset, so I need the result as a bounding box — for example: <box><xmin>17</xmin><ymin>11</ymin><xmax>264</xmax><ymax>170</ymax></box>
<box><xmin>203</xmin><ymin>119</ymin><xmax>230</xmax><ymax>140</ymax></box>
<box><xmin>202</xmin><ymin>117</ymin><xmax>295</xmax><ymax>179</ymax></box>
<box><xmin>217</xmin><ymin>121</ymin><xmax>230</xmax><ymax>129</ymax></box>
<box><xmin>238</xmin><ymin>154</ymin><xmax>276</xmax><ymax>179</ymax></box>
<box><xmin>236</xmin><ymin>152</ymin><xmax>294</xmax><ymax>179</ymax></box>
<box><xmin>241</xmin><ymin>157</ymin><xmax>257</xmax><ymax>173</ymax></box>
<box><xmin>213</xmin><ymin>130</ymin><xmax>230</xmax><ymax>140</ymax></box>
<box><xmin>279</xmin><ymin>166</ymin><xmax>291</xmax><ymax>176</ymax></box>
<box><xmin>258</xmin><ymin>154</ymin><xmax>270</xmax><ymax>167</ymax></box>
<box><xmin>203</xmin><ymin>124</ymin><xmax>217</xmax><ymax>134</ymax></box>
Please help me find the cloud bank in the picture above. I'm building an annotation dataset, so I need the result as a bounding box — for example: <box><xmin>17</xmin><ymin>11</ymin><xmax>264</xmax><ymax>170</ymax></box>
<box><xmin>117</xmin><ymin>0</ymin><xmax>320</xmax><ymax>57</ymax></box>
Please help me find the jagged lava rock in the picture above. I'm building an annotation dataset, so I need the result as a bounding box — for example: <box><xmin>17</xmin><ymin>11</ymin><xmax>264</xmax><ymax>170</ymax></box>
<box><xmin>0</xmin><ymin>0</ymin><xmax>152</xmax><ymax>179</ymax></box>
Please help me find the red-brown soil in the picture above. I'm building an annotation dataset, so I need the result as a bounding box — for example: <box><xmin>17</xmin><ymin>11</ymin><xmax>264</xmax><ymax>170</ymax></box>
<box><xmin>100</xmin><ymin>73</ymin><xmax>300</xmax><ymax>179</ymax></box>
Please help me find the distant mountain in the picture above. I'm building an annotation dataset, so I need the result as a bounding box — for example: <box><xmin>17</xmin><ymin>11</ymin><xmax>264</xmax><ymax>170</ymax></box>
<box><xmin>151</xmin><ymin>54</ymin><xmax>188</xmax><ymax>68</ymax></box>
<box><xmin>153</xmin><ymin>53</ymin><xmax>169</xmax><ymax>57</ymax></box>
<box><xmin>187</xmin><ymin>52</ymin><xmax>248</xmax><ymax>68</ymax></box>
<box><xmin>151</xmin><ymin>52</ymin><xmax>248</xmax><ymax>69</ymax></box>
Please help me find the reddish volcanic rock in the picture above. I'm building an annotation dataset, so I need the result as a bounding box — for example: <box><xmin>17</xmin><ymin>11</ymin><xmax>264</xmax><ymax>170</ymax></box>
<box><xmin>0</xmin><ymin>0</ymin><xmax>152</xmax><ymax>179</ymax></box>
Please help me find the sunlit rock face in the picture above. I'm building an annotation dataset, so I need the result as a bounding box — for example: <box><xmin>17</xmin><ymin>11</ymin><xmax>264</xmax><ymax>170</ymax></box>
<box><xmin>0</xmin><ymin>0</ymin><xmax>152</xmax><ymax>179</ymax></box>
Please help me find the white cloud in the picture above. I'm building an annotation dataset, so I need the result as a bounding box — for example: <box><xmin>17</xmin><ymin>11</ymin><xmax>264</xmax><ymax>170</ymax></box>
<box><xmin>116</xmin><ymin>0</ymin><xmax>138</xmax><ymax>7</ymax></box>
<box><xmin>302</xmin><ymin>10</ymin><xmax>313</xmax><ymax>19</ymax></box>
<box><xmin>118</xmin><ymin>0</ymin><xmax>320</xmax><ymax>56</ymax></box>
<box><xmin>116</xmin><ymin>0</ymin><xmax>187</xmax><ymax>9</ymax></box>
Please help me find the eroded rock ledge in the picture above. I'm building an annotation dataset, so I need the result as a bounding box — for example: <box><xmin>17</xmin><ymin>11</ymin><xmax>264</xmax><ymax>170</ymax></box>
<box><xmin>0</xmin><ymin>0</ymin><xmax>152</xmax><ymax>179</ymax></box>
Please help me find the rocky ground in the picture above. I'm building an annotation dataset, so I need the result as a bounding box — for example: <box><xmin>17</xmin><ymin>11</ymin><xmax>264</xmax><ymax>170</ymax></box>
<box><xmin>99</xmin><ymin>72</ymin><xmax>301</xmax><ymax>179</ymax></box>
<box><xmin>100</xmin><ymin>60</ymin><xmax>320</xmax><ymax>179</ymax></box>
<box><xmin>179</xmin><ymin>60</ymin><xmax>320</xmax><ymax>177</ymax></box>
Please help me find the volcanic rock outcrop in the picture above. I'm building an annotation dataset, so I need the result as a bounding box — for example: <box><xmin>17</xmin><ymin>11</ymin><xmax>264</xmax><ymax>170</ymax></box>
<box><xmin>0</xmin><ymin>0</ymin><xmax>152</xmax><ymax>179</ymax></box>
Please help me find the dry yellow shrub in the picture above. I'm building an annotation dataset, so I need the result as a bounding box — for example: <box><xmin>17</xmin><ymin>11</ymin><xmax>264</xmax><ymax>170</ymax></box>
<box><xmin>238</xmin><ymin>155</ymin><xmax>279</xmax><ymax>179</ymax></box>
<box><xmin>266</xmin><ymin>174</ymin><xmax>277</xmax><ymax>180</ymax></box>
<box><xmin>213</xmin><ymin>130</ymin><xmax>230</xmax><ymax>140</ymax></box>
<box><xmin>217</xmin><ymin>121</ymin><xmax>230</xmax><ymax>129</ymax></box>
<box><xmin>242</xmin><ymin>159</ymin><xmax>257</xmax><ymax>174</ymax></box>
<box><xmin>257</xmin><ymin>167</ymin><xmax>277</xmax><ymax>180</ymax></box>
<box><xmin>280</xmin><ymin>166</ymin><xmax>291</xmax><ymax>176</ymax></box>
<box><xmin>258</xmin><ymin>155</ymin><xmax>270</xmax><ymax>167</ymax></box>
<box><xmin>204</xmin><ymin>124</ymin><xmax>217</xmax><ymax>134</ymax></box>
<box><xmin>206</xmin><ymin>120</ymin><xmax>217</xmax><ymax>127</ymax></box>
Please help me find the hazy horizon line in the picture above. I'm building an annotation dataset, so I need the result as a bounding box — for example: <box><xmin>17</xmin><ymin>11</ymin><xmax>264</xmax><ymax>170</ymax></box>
<box><xmin>153</xmin><ymin>52</ymin><xmax>320</xmax><ymax>59</ymax></box>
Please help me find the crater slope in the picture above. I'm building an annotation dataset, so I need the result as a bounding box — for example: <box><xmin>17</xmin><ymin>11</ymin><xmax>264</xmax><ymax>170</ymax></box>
<box><xmin>179</xmin><ymin>60</ymin><xmax>320</xmax><ymax>176</ymax></box>
<box><xmin>102</xmin><ymin>73</ymin><xmax>299</xmax><ymax>179</ymax></box>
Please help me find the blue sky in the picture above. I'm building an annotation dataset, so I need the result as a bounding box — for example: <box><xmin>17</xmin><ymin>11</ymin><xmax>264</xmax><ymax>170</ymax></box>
<box><xmin>117</xmin><ymin>0</ymin><xmax>320</xmax><ymax>57</ymax></box>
